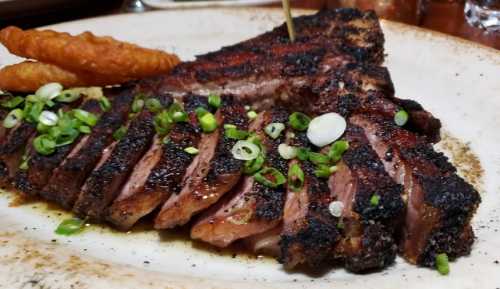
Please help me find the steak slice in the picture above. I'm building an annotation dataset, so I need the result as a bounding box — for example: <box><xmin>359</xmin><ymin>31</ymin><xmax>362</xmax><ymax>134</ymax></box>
<box><xmin>106</xmin><ymin>97</ymin><xmax>201</xmax><ymax>230</ymax></box>
<box><xmin>351</xmin><ymin>115</ymin><xmax>480</xmax><ymax>267</ymax></box>
<box><xmin>14</xmin><ymin>98</ymin><xmax>103</xmax><ymax>196</ymax></box>
<box><xmin>154</xmin><ymin>98</ymin><xmax>248</xmax><ymax>229</ymax></box>
<box><xmin>329</xmin><ymin>123</ymin><xmax>404</xmax><ymax>272</ymax></box>
<box><xmin>279</xmin><ymin>132</ymin><xmax>340</xmax><ymax>269</ymax></box>
<box><xmin>190</xmin><ymin>109</ymin><xmax>288</xmax><ymax>247</ymax></box>
<box><xmin>42</xmin><ymin>87</ymin><xmax>134</xmax><ymax>208</ymax></box>
<box><xmin>72</xmin><ymin>94</ymin><xmax>168</xmax><ymax>220</ymax></box>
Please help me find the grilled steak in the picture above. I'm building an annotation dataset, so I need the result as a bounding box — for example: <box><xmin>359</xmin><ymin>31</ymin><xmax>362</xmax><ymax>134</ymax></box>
<box><xmin>107</xmin><ymin>96</ymin><xmax>201</xmax><ymax>230</ymax></box>
<box><xmin>351</xmin><ymin>115</ymin><xmax>480</xmax><ymax>267</ymax></box>
<box><xmin>191</xmin><ymin>109</ymin><xmax>288</xmax><ymax>247</ymax></box>
<box><xmin>155</xmin><ymin>97</ymin><xmax>248</xmax><ymax>229</ymax></box>
<box><xmin>14</xmin><ymin>98</ymin><xmax>103</xmax><ymax>196</ymax></box>
<box><xmin>42</xmin><ymin>87</ymin><xmax>134</xmax><ymax>208</ymax></box>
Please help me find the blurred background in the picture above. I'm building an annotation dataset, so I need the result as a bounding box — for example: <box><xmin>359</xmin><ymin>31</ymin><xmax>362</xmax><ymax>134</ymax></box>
<box><xmin>0</xmin><ymin>0</ymin><xmax>498</xmax><ymax>49</ymax></box>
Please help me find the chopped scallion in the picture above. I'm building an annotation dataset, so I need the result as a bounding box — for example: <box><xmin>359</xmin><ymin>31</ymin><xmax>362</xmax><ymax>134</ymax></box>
<box><xmin>288</xmin><ymin>163</ymin><xmax>304</xmax><ymax>192</ymax></box>
<box><xmin>132</xmin><ymin>98</ymin><xmax>144</xmax><ymax>113</ymax></box>
<box><xmin>231</xmin><ymin>140</ymin><xmax>260</xmax><ymax>161</ymax></box>
<box><xmin>244</xmin><ymin>154</ymin><xmax>265</xmax><ymax>175</ymax></box>
<box><xmin>79</xmin><ymin>125</ymin><xmax>91</xmax><ymax>134</ymax></box>
<box><xmin>370</xmin><ymin>194</ymin><xmax>380</xmax><ymax>206</ymax></box>
<box><xmin>73</xmin><ymin>109</ymin><xmax>98</xmax><ymax>127</ymax></box>
<box><xmin>38</xmin><ymin>110</ymin><xmax>59</xmax><ymax>126</ymax></box>
<box><xmin>56</xmin><ymin>89</ymin><xmax>82</xmax><ymax>103</ymax></box>
<box><xmin>394</xmin><ymin>110</ymin><xmax>409</xmax><ymax>126</ymax></box>
<box><xmin>168</xmin><ymin>103</ymin><xmax>188</xmax><ymax>123</ymax></box>
<box><xmin>296</xmin><ymin>147</ymin><xmax>310</xmax><ymax>161</ymax></box>
<box><xmin>184</xmin><ymin>147</ymin><xmax>199</xmax><ymax>155</ymax></box>
<box><xmin>264</xmin><ymin>122</ymin><xmax>285</xmax><ymax>139</ymax></box>
<box><xmin>145</xmin><ymin>98</ymin><xmax>163</xmax><ymax>113</ymax></box>
<box><xmin>199</xmin><ymin>112</ymin><xmax>218</xmax><ymax>133</ymax></box>
<box><xmin>254</xmin><ymin>167</ymin><xmax>286</xmax><ymax>188</ymax></box>
<box><xmin>278</xmin><ymin>143</ymin><xmax>297</xmax><ymax>160</ymax></box>
<box><xmin>289</xmin><ymin>112</ymin><xmax>311</xmax><ymax>131</ymax></box>
<box><xmin>33</xmin><ymin>134</ymin><xmax>56</xmax><ymax>155</ymax></box>
<box><xmin>247</xmin><ymin>111</ymin><xmax>258</xmax><ymax>120</ymax></box>
<box><xmin>36</xmin><ymin>82</ymin><xmax>63</xmax><ymax>100</ymax></box>
<box><xmin>225</xmin><ymin>127</ymin><xmax>248</xmax><ymax>140</ymax></box>
<box><xmin>154</xmin><ymin>111</ymin><xmax>174</xmax><ymax>135</ymax></box>
<box><xmin>435</xmin><ymin>253</ymin><xmax>450</xmax><ymax>275</ymax></box>
<box><xmin>99</xmin><ymin>96</ymin><xmax>111</xmax><ymax>111</ymax></box>
<box><xmin>328</xmin><ymin>140</ymin><xmax>349</xmax><ymax>162</ymax></box>
<box><xmin>308</xmin><ymin>152</ymin><xmax>330</xmax><ymax>165</ymax></box>
<box><xmin>1</xmin><ymin>96</ymin><xmax>24</xmax><ymax>109</ymax></box>
<box><xmin>113</xmin><ymin>126</ymin><xmax>128</xmax><ymax>141</ymax></box>
<box><xmin>314</xmin><ymin>165</ymin><xmax>332</xmax><ymax>178</ymax></box>
<box><xmin>208</xmin><ymin>94</ymin><xmax>221</xmax><ymax>108</ymax></box>
<box><xmin>3</xmin><ymin>108</ymin><xmax>23</xmax><ymax>128</ymax></box>
<box><xmin>55</xmin><ymin>217</ymin><xmax>86</xmax><ymax>236</ymax></box>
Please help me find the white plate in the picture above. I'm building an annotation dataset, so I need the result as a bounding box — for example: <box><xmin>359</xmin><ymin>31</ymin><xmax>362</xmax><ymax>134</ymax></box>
<box><xmin>1</xmin><ymin>8</ymin><xmax>499</xmax><ymax>289</ymax></box>
<box><xmin>143</xmin><ymin>0</ymin><xmax>281</xmax><ymax>9</ymax></box>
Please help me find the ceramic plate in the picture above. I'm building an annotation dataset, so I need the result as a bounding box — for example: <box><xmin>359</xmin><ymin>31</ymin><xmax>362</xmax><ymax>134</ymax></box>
<box><xmin>0</xmin><ymin>8</ymin><xmax>499</xmax><ymax>289</ymax></box>
<box><xmin>143</xmin><ymin>0</ymin><xmax>281</xmax><ymax>9</ymax></box>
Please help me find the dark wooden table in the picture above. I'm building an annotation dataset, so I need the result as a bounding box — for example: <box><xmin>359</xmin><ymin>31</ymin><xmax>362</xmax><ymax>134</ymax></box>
<box><xmin>0</xmin><ymin>0</ymin><xmax>498</xmax><ymax>50</ymax></box>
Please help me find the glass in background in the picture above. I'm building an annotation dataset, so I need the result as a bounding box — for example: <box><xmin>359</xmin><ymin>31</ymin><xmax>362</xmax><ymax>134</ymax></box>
<box><xmin>327</xmin><ymin>0</ymin><xmax>425</xmax><ymax>24</ymax></box>
<box><xmin>464</xmin><ymin>0</ymin><xmax>500</xmax><ymax>32</ymax></box>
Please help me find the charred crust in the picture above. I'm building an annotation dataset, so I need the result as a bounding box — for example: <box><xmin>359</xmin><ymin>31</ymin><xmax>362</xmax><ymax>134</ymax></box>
<box><xmin>183</xmin><ymin>94</ymin><xmax>210</xmax><ymax>113</ymax></box>
<box><xmin>205</xmin><ymin>136</ymin><xmax>242</xmax><ymax>183</ymax></box>
<box><xmin>252</xmin><ymin>183</ymin><xmax>285</xmax><ymax>221</ymax></box>
<box><xmin>401</xmin><ymin>143</ymin><xmax>456</xmax><ymax>173</ymax></box>
<box><xmin>337</xmin><ymin>94</ymin><xmax>361</xmax><ymax>117</ymax></box>
<box><xmin>344</xmin><ymin>224</ymin><xmax>398</xmax><ymax>272</ymax></box>
<box><xmin>282</xmin><ymin>48</ymin><xmax>326</xmax><ymax>77</ymax></box>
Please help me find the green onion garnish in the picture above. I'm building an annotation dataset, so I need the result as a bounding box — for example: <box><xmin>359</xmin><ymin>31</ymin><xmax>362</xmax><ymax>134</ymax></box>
<box><xmin>3</xmin><ymin>108</ymin><xmax>23</xmax><ymax>128</ymax></box>
<box><xmin>38</xmin><ymin>110</ymin><xmax>59</xmax><ymax>126</ymax></box>
<box><xmin>1</xmin><ymin>96</ymin><xmax>24</xmax><ymax>109</ymax></box>
<box><xmin>288</xmin><ymin>163</ymin><xmax>304</xmax><ymax>192</ymax></box>
<box><xmin>195</xmin><ymin>107</ymin><xmax>208</xmax><ymax>117</ymax></box>
<box><xmin>55</xmin><ymin>217</ymin><xmax>86</xmax><ymax>236</ymax></box>
<box><xmin>145</xmin><ymin>98</ymin><xmax>163</xmax><ymax>113</ymax></box>
<box><xmin>278</xmin><ymin>143</ymin><xmax>297</xmax><ymax>160</ymax></box>
<box><xmin>247</xmin><ymin>111</ymin><xmax>258</xmax><ymax>120</ymax></box>
<box><xmin>35</xmin><ymin>82</ymin><xmax>63</xmax><ymax>100</ymax></box>
<box><xmin>79</xmin><ymin>125</ymin><xmax>91</xmax><ymax>134</ymax></box>
<box><xmin>296</xmin><ymin>147</ymin><xmax>310</xmax><ymax>161</ymax></box>
<box><xmin>289</xmin><ymin>112</ymin><xmax>311</xmax><ymax>131</ymax></box>
<box><xmin>370</xmin><ymin>194</ymin><xmax>380</xmax><ymax>206</ymax></box>
<box><xmin>255</xmin><ymin>167</ymin><xmax>286</xmax><ymax>188</ymax></box>
<box><xmin>308</xmin><ymin>152</ymin><xmax>330</xmax><ymax>165</ymax></box>
<box><xmin>154</xmin><ymin>111</ymin><xmax>174</xmax><ymax>135</ymax></box>
<box><xmin>328</xmin><ymin>140</ymin><xmax>349</xmax><ymax>162</ymax></box>
<box><xmin>231</xmin><ymin>140</ymin><xmax>260</xmax><ymax>161</ymax></box>
<box><xmin>208</xmin><ymin>94</ymin><xmax>221</xmax><ymax>108</ymax></box>
<box><xmin>244</xmin><ymin>153</ymin><xmax>265</xmax><ymax>175</ymax></box>
<box><xmin>225</xmin><ymin>127</ymin><xmax>249</xmax><ymax>140</ymax></box>
<box><xmin>314</xmin><ymin>165</ymin><xmax>332</xmax><ymax>178</ymax></box>
<box><xmin>168</xmin><ymin>103</ymin><xmax>188</xmax><ymax>123</ymax></box>
<box><xmin>184</xmin><ymin>147</ymin><xmax>199</xmax><ymax>155</ymax></box>
<box><xmin>394</xmin><ymin>110</ymin><xmax>409</xmax><ymax>126</ymax></box>
<box><xmin>113</xmin><ymin>126</ymin><xmax>128</xmax><ymax>141</ymax></box>
<box><xmin>435</xmin><ymin>253</ymin><xmax>450</xmax><ymax>275</ymax></box>
<box><xmin>199</xmin><ymin>112</ymin><xmax>218</xmax><ymax>133</ymax></box>
<box><xmin>132</xmin><ymin>98</ymin><xmax>144</xmax><ymax>113</ymax></box>
<box><xmin>99</xmin><ymin>96</ymin><xmax>111</xmax><ymax>111</ymax></box>
<box><xmin>25</xmin><ymin>101</ymin><xmax>45</xmax><ymax>123</ymax></box>
<box><xmin>33</xmin><ymin>134</ymin><xmax>57</xmax><ymax>155</ymax></box>
<box><xmin>264</xmin><ymin>122</ymin><xmax>285</xmax><ymax>139</ymax></box>
<box><xmin>56</xmin><ymin>89</ymin><xmax>82</xmax><ymax>103</ymax></box>
<box><xmin>224</xmin><ymin>124</ymin><xmax>237</xmax><ymax>129</ymax></box>
<box><xmin>73</xmin><ymin>109</ymin><xmax>98</xmax><ymax>127</ymax></box>
<box><xmin>19</xmin><ymin>153</ymin><xmax>29</xmax><ymax>170</ymax></box>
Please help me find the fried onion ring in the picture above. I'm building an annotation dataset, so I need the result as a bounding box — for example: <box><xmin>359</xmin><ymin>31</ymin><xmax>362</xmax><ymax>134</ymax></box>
<box><xmin>0</xmin><ymin>26</ymin><xmax>180</xmax><ymax>79</ymax></box>
<box><xmin>0</xmin><ymin>61</ymin><xmax>131</xmax><ymax>92</ymax></box>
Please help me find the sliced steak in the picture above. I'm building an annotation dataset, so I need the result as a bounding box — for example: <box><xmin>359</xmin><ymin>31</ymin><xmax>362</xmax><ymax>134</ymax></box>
<box><xmin>191</xmin><ymin>109</ymin><xmax>288</xmax><ymax>247</ymax></box>
<box><xmin>14</xmin><ymin>98</ymin><xmax>103</xmax><ymax>196</ymax></box>
<box><xmin>279</xmin><ymin>132</ymin><xmax>340</xmax><ymax>269</ymax></box>
<box><xmin>351</xmin><ymin>114</ymin><xmax>480</xmax><ymax>267</ymax></box>
<box><xmin>329</xmin><ymin>123</ymin><xmax>404</xmax><ymax>272</ymax></box>
<box><xmin>107</xmin><ymin>98</ymin><xmax>201</xmax><ymax>230</ymax></box>
<box><xmin>72</xmin><ymin>94</ymin><xmax>169</xmax><ymax>220</ymax></box>
<box><xmin>155</xmin><ymin>98</ymin><xmax>248</xmax><ymax>229</ymax></box>
<box><xmin>42</xmin><ymin>87</ymin><xmax>134</xmax><ymax>208</ymax></box>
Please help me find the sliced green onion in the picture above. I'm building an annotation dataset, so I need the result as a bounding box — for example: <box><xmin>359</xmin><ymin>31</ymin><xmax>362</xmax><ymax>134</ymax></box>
<box><xmin>224</xmin><ymin>124</ymin><xmax>237</xmax><ymax>129</ymax></box>
<box><xmin>184</xmin><ymin>147</ymin><xmax>199</xmax><ymax>155</ymax></box>
<box><xmin>73</xmin><ymin>109</ymin><xmax>98</xmax><ymax>127</ymax></box>
<box><xmin>328</xmin><ymin>201</ymin><xmax>344</xmax><ymax>217</ymax></box>
<box><xmin>208</xmin><ymin>94</ymin><xmax>221</xmax><ymax>108</ymax></box>
<box><xmin>26</xmin><ymin>94</ymin><xmax>40</xmax><ymax>103</ymax></box>
<box><xmin>254</xmin><ymin>167</ymin><xmax>286</xmax><ymax>188</ymax></box>
<box><xmin>225</xmin><ymin>127</ymin><xmax>249</xmax><ymax>140</ymax></box>
<box><xmin>244</xmin><ymin>154</ymin><xmax>265</xmax><ymax>175</ymax></box>
<box><xmin>19</xmin><ymin>157</ymin><xmax>29</xmax><ymax>170</ymax></box>
<box><xmin>132</xmin><ymin>98</ymin><xmax>144</xmax><ymax>113</ymax></box>
<box><xmin>145</xmin><ymin>98</ymin><xmax>163</xmax><ymax>113</ymax></box>
<box><xmin>154</xmin><ymin>110</ymin><xmax>174</xmax><ymax>135</ymax></box>
<box><xmin>99</xmin><ymin>96</ymin><xmax>111</xmax><ymax>111</ymax></box>
<box><xmin>244</xmin><ymin>105</ymin><xmax>251</xmax><ymax>111</ymax></box>
<box><xmin>328</xmin><ymin>140</ymin><xmax>349</xmax><ymax>162</ymax></box>
<box><xmin>231</xmin><ymin>140</ymin><xmax>260</xmax><ymax>161</ymax></box>
<box><xmin>36</xmin><ymin>82</ymin><xmax>63</xmax><ymax>100</ymax></box>
<box><xmin>289</xmin><ymin>112</ymin><xmax>311</xmax><ymax>131</ymax></box>
<box><xmin>435</xmin><ymin>253</ymin><xmax>450</xmax><ymax>275</ymax></box>
<box><xmin>308</xmin><ymin>152</ymin><xmax>330</xmax><ymax>165</ymax></box>
<box><xmin>38</xmin><ymin>110</ymin><xmax>59</xmax><ymax>126</ymax></box>
<box><xmin>370</xmin><ymin>194</ymin><xmax>380</xmax><ymax>206</ymax></box>
<box><xmin>296</xmin><ymin>147</ymin><xmax>310</xmax><ymax>161</ymax></box>
<box><xmin>55</xmin><ymin>217</ymin><xmax>86</xmax><ymax>236</ymax></box>
<box><xmin>37</xmin><ymin>122</ymin><xmax>50</xmax><ymax>133</ymax></box>
<box><xmin>33</xmin><ymin>134</ymin><xmax>56</xmax><ymax>155</ymax></box>
<box><xmin>24</xmin><ymin>101</ymin><xmax>45</xmax><ymax>123</ymax></box>
<box><xmin>264</xmin><ymin>122</ymin><xmax>285</xmax><ymax>139</ymax></box>
<box><xmin>307</xmin><ymin>112</ymin><xmax>346</xmax><ymax>147</ymax></box>
<box><xmin>168</xmin><ymin>103</ymin><xmax>188</xmax><ymax>122</ymax></box>
<box><xmin>278</xmin><ymin>143</ymin><xmax>297</xmax><ymax>160</ymax></box>
<box><xmin>1</xmin><ymin>96</ymin><xmax>24</xmax><ymax>109</ymax></box>
<box><xmin>247</xmin><ymin>111</ymin><xmax>258</xmax><ymax>120</ymax></box>
<box><xmin>314</xmin><ymin>165</ymin><xmax>332</xmax><ymax>178</ymax></box>
<box><xmin>288</xmin><ymin>163</ymin><xmax>304</xmax><ymax>192</ymax></box>
<box><xmin>329</xmin><ymin>165</ymin><xmax>338</xmax><ymax>173</ymax></box>
<box><xmin>113</xmin><ymin>126</ymin><xmax>128</xmax><ymax>141</ymax></box>
<box><xmin>195</xmin><ymin>107</ymin><xmax>208</xmax><ymax>117</ymax></box>
<box><xmin>56</xmin><ymin>89</ymin><xmax>81</xmax><ymax>103</ymax></box>
<box><xmin>394</xmin><ymin>110</ymin><xmax>409</xmax><ymax>126</ymax></box>
<box><xmin>79</xmin><ymin>125</ymin><xmax>91</xmax><ymax>134</ymax></box>
<box><xmin>199</xmin><ymin>112</ymin><xmax>218</xmax><ymax>133</ymax></box>
<box><xmin>3</xmin><ymin>108</ymin><xmax>23</xmax><ymax>128</ymax></box>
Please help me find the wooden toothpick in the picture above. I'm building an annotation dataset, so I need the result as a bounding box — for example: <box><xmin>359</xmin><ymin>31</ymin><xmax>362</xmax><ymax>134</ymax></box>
<box><xmin>281</xmin><ymin>0</ymin><xmax>295</xmax><ymax>42</ymax></box>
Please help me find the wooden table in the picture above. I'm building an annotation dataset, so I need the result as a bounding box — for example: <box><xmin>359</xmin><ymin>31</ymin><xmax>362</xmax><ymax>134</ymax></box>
<box><xmin>0</xmin><ymin>0</ymin><xmax>498</xmax><ymax>50</ymax></box>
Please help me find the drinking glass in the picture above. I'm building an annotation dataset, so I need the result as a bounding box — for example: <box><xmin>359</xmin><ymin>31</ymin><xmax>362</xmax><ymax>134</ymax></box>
<box><xmin>122</xmin><ymin>0</ymin><xmax>150</xmax><ymax>12</ymax></box>
<box><xmin>329</xmin><ymin>0</ymin><xmax>424</xmax><ymax>24</ymax></box>
<box><xmin>464</xmin><ymin>0</ymin><xmax>500</xmax><ymax>32</ymax></box>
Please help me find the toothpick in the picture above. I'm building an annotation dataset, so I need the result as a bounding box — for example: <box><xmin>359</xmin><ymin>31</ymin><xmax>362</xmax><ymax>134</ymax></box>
<box><xmin>281</xmin><ymin>0</ymin><xmax>295</xmax><ymax>42</ymax></box>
